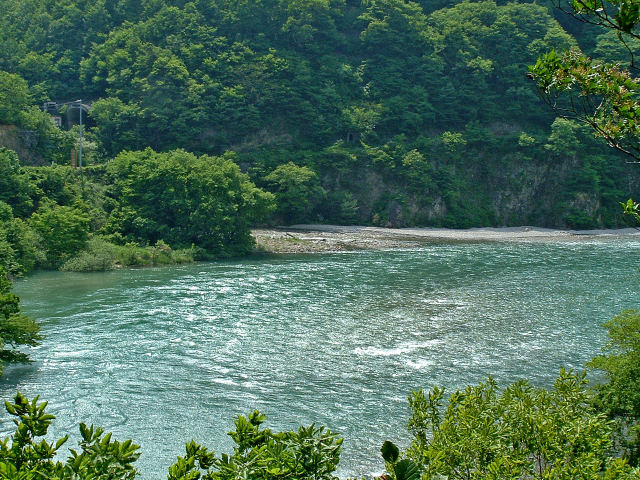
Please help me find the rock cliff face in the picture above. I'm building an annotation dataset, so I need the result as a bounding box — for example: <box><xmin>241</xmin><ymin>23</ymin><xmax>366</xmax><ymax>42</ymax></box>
<box><xmin>0</xmin><ymin>125</ymin><xmax>46</xmax><ymax>166</ymax></box>
<box><xmin>323</xmin><ymin>151</ymin><xmax>639</xmax><ymax>229</ymax></box>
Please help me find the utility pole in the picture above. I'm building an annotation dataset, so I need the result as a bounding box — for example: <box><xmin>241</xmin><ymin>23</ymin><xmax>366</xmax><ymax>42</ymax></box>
<box><xmin>63</xmin><ymin>100</ymin><xmax>89</xmax><ymax>168</ymax></box>
<box><xmin>77</xmin><ymin>99</ymin><xmax>83</xmax><ymax>168</ymax></box>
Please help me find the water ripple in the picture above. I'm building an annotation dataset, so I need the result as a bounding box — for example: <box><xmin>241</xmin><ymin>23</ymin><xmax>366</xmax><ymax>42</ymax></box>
<box><xmin>2</xmin><ymin>241</ymin><xmax>638</xmax><ymax>478</ymax></box>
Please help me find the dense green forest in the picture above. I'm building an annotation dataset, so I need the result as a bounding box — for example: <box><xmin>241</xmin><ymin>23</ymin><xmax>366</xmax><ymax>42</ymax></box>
<box><xmin>1</xmin><ymin>0</ymin><xmax>639</xmax><ymax>256</ymax></box>
<box><xmin>1</xmin><ymin>0</ymin><xmax>640</xmax><ymax>478</ymax></box>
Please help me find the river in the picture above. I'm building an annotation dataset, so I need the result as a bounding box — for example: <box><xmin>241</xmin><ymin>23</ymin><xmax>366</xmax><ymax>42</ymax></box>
<box><xmin>2</xmin><ymin>240</ymin><xmax>638</xmax><ymax>478</ymax></box>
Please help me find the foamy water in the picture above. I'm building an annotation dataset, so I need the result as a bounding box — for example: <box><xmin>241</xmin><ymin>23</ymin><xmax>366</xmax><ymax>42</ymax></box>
<box><xmin>3</xmin><ymin>240</ymin><xmax>638</xmax><ymax>478</ymax></box>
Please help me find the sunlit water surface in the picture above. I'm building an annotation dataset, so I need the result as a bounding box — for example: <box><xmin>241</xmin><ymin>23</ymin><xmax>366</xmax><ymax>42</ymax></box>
<box><xmin>2</xmin><ymin>241</ymin><xmax>639</xmax><ymax>478</ymax></box>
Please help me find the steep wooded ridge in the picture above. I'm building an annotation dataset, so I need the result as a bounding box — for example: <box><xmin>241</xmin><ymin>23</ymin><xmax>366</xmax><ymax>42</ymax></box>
<box><xmin>0</xmin><ymin>0</ymin><xmax>638</xmax><ymax>232</ymax></box>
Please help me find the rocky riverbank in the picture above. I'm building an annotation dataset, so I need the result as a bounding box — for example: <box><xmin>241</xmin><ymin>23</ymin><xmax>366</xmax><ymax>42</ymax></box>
<box><xmin>252</xmin><ymin>225</ymin><xmax>640</xmax><ymax>254</ymax></box>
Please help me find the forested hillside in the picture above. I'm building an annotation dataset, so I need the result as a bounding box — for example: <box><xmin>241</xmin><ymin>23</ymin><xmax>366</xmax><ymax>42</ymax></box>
<box><xmin>0</xmin><ymin>0</ymin><xmax>638</xmax><ymax>250</ymax></box>
<box><xmin>3</xmin><ymin>2</ymin><xmax>640</xmax><ymax>478</ymax></box>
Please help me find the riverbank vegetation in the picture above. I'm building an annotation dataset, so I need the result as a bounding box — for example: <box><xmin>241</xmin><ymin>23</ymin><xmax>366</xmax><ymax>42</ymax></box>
<box><xmin>0</xmin><ymin>267</ymin><xmax>40</xmax><ymax>376</ymax></box>
<box><xmin>0</xmin><ymin>146</ymin><xmax>275</xmax><ymax>277</ymax></box>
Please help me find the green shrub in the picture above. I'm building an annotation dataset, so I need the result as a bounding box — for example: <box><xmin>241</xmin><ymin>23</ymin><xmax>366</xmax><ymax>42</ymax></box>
<box><xmin>0</xmin><ymin>267</ymin><xmax>41</xmax><ymax>374</ymax></box>
<box><xmin>391</xmin><ymin>370</ymin><xmax>638</xmax><ymax>480</ymax></box>
<box><xmin>61</xmin><ymin>237</ymin><xmax>196</xmax><ymax>271</ymax></box>
<box><xmin>60</xmin><ymin>236</ymin><xmax>119</xmax><ymax>271</ymax></box>
<box><xmin>0</xmin><ymin>394</ymin><xmax>342</xmax><ymax>480</ymax></box>
<box><xmin>0</xmin><ymin>392</ymin><xmax>140</xmax><ymax>479</ymax></box>
<box><xmin>264</xmin><ymin>162</ymin><xmax>326</xmax><ymax>225</ymax></box>
<box><xmin>168</xmin><ymin>410</ymin><xmax>343</xmax><ymax>480</ymax></box>
<box><xmin>30</xmin><ymin>201</ymin><xmax>90</xmax><ymax>268</ymax></box>
<box><xmin>589</xmin><ymin>310</ymin><xmax>640</xmax><ymax>466</ymax></box>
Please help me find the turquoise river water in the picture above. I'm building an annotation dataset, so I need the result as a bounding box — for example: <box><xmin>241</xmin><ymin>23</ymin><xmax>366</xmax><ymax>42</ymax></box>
<box><xmin>2</xmin><ymin>240</ymin><xmax>639</xmax><ymax>478</ymax></box>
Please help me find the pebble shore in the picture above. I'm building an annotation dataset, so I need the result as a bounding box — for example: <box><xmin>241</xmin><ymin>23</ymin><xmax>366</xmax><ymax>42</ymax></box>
<box><xmin>252</xmin><ymin>225</ymin><xmax>640</xmax><ymax>254</ymax></box>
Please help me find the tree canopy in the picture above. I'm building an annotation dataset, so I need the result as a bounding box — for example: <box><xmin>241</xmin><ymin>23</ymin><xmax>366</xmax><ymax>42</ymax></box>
<box><xmin>0</xmin><ymin>267</ymin><xmax>41</xmax><ymax>375</ymax></box>
<box><xmin>2</xmin><ymin>0</ymin><xmax>638</xmax><ymax>229</ymax></box>
<box><xmin>104</xmin><ymin>148</ymin><xmax>275</xmax><ymax>256</ymax></box>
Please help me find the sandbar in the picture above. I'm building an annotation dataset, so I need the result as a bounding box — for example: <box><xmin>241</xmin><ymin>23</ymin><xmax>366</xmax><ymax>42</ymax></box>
<box><xmin>252</xmin><ymin>225</ymin><xmax>640</xmax><ymax>253</ymax></box>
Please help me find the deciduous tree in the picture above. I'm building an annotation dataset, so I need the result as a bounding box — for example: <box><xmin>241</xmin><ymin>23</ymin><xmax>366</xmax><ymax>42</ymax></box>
<box><xmin>0</xmin><ymin>267</ymin><xmax>40</xmax><ymax>375</ymax></box>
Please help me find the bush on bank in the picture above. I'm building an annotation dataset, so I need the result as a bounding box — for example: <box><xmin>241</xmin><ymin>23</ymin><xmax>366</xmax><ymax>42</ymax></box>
<box><xmin>60</xmin><ymin>237</ymin><xmax>197</xmax><ymax>272</ymax></box>
<box><xmin>0</xmin><ymin>394</ymin><xmax>342</xmax><ymax>480</ymax></box>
